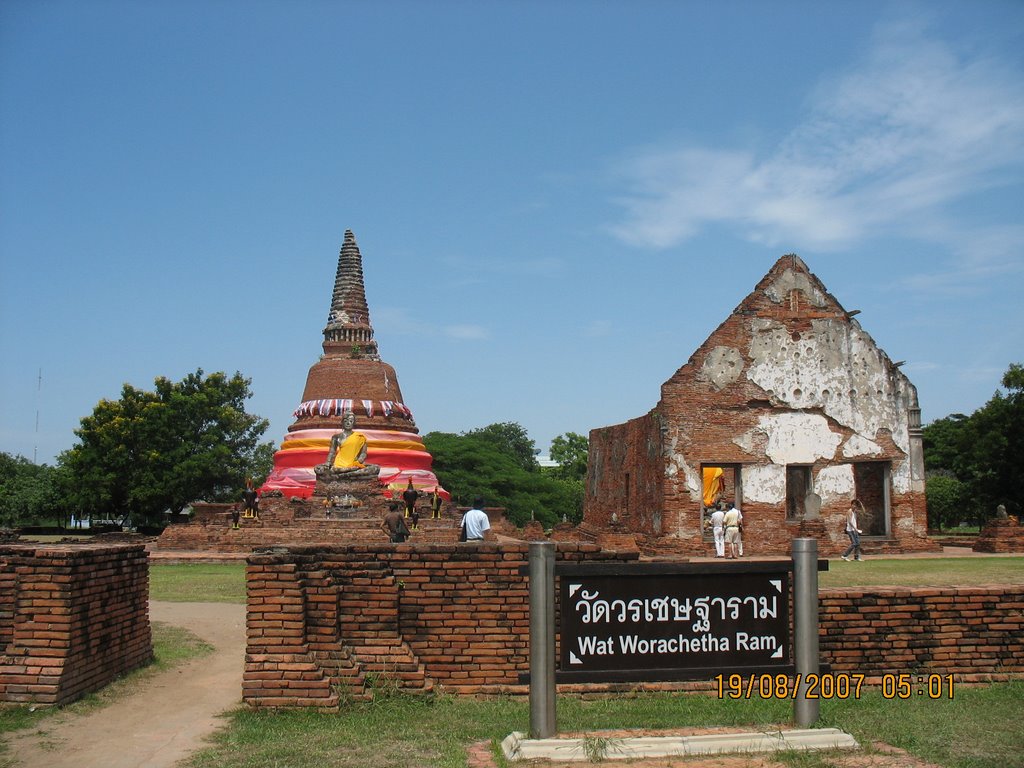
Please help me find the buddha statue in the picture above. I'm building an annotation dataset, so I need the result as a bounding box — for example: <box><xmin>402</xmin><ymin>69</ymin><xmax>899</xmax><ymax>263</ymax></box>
<box><xmin>317</xmin><ymin>411</ymin><xmax>378</xmax><ymax>482</ymax></box>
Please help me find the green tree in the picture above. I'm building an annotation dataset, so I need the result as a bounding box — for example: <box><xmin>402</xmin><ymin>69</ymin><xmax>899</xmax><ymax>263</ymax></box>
<box><xmin>548</xmin><ymin>432</ymin><xmax>589</xmax><ymax>481</ymax></box>
<box><xmin>923</xmin><ymin>362</ymin><xmax>1023</xmax><ymax>520</ymax></box>
<box><xmin>0</xmin><ymin>453</ymin><xmax>67</xmax><ymax>528</ymax></box>
<box><xmin>543</xmin><ymin>432</ymin><xmax>589</xmax><ymax>522</ymax></box>
<box><xmin>424</xmin><ymin>423</ymin><xmax>577</xmax><ymax>526</ymax></box>
<box><xmin>60</xmin><ymin>370</ymin><xmax>272</xmax><ymax>526</ymax></box>
<box><xmin>465</xmin><ymin>422</ymin><xmax>538</xmax><ymax>472</ymax></box>
<box><xmin>924</xmin><ymin>471</ymin><xmax>969</xmax><ymax>531</ymax></box>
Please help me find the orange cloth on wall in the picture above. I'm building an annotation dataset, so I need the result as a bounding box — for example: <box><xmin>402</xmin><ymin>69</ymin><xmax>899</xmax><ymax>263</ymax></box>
<box><xmin>702</xmin><ymin>467</ymin><xmax>724</xmax><ymax>507</ymax></box>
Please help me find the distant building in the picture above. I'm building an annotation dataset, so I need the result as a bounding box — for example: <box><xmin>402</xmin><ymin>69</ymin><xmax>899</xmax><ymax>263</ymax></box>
<box><xmin>584</xmin><ymin>255</ymin><xmax>935</xmax><ymax>556</ymax></box>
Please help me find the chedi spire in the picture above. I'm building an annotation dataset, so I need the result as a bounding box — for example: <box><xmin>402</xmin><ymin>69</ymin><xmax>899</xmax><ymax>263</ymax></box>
<box><xmin>323</xmin><ymin>230</ymin><xmax>379</xmax><ymax>360</ymax></box>
<box><xmin>259</xmin><ymin>230</ymin><xmax>446</xmax><ymax>499</ymax></box>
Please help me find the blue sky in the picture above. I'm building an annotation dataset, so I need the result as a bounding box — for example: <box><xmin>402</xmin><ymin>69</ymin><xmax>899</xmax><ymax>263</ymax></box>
<box><xmin>2</xmin><ymin>0</ymin><xmax>1022</xmax><ymax>466</ymax></box>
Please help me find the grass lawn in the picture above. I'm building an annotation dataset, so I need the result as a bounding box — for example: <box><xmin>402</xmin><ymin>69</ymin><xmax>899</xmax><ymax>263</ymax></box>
<box><xmin>150</xmin><ymin>563</ymin><xmax>248</xmax><ymax>603</ymax></box>
<box><xmin>181</xmin><ymin>683</ymin><xmax>1024</xmax><ymax>768</ymax></box>
<box><xmin>819</xmin><ymin>556</ymin><xmax>1024</xmax><ymax>588</ymax></box>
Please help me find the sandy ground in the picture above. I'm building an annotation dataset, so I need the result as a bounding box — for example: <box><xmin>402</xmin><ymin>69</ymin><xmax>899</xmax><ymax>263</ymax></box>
<box><xmin>6</xmin><ymin>601</ymin><xmax>245</xmax><ymax>768</ymax></box>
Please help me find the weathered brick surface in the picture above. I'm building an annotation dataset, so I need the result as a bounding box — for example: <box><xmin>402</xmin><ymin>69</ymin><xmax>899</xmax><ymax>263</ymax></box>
<box><xmin>245</xmin><ymin>545</ymin><xmax>1022</xmax><ymax>708</ymax></box>
<box><xmin>156</xmin><ymin>494</ymin><xmax>425</xmax><ymax>552</ymax></box>
<box><xmin>972</xmin><ymin>518</ymin><xmax>1024</xmax><ymax>553</ymax></box>
<box><xmin>0</xmin><ymin>544</ymin><xmax>153</xmax><ymax>706</ymax></box>
<box><xmin>820</xmin><ymin>586</ymin><xmax>1024</xmax><ymax>681</ymax></box>
<box><xmin>243</xmin><ymin>543</ymin><xmax>638</xmax><ymax>706</ymax></box>
<box><xmin>585</xmin><ymin>255</ymin><xmax>936</xmax><ymax>557</ymax></box>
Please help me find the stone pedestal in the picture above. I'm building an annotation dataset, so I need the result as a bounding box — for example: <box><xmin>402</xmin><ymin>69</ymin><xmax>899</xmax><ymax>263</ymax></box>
<box><xmin>312</xmin><ymin>464</ymin><xmax>391</xmax><ymax>518</ymax></box>
<box><xmin>973</xmin><ymin>517</ymin><xmax>1024</xmax><ymax>553</ymax></box>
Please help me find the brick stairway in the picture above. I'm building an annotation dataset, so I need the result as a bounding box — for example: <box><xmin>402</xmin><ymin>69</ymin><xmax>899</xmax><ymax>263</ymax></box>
<box><xmin>335</xmin><ymin>565</ymin><xmax>433</xmax><ymax>695</ymax></box>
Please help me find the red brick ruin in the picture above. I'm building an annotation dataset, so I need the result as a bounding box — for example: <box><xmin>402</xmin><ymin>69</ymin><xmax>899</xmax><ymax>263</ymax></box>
<box><xmin>585</xmin><ymin>255</ymin><xmax>937</xmax><ymax>557</ymax></box>
<box><xmin>0</xmin><ymin>544</ymin><xmax>152</xmax><ymax>705</ymax></box>
<box><xmin>243</xmin><ymin>543</ymin><xmax>1024</xmax><ymax>707</ymax></box>
<box><xmin>160</xmin><ymin>249</ymin><xmax>939</xmax><ymax>558</ymax></box>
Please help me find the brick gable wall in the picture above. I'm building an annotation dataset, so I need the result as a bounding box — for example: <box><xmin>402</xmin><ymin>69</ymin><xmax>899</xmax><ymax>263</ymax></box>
<box><xmin>585</xmin><ymin>255</ymin><xmax>936</xmax><ymax>556</ymax></box>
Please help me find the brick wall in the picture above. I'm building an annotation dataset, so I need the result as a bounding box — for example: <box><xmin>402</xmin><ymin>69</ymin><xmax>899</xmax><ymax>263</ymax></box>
<box><xmin>587</xmin><ymin>413</ymin><xmax>664</xmax><ymax>536</ymax></box>
<box><xmin>973</xmin><ymin>518</ymin><xmax>1024</xmax><ymax>553</ymax></box>
<box><xmin>157</xmin><ymin>494</ymin><xmax>411</xmax><ymax>552</ymax></box>
<box><xmin>244</xmin><ymin>544</ymin><xmax>1023</xmax><ymax>708</ymax></box>
<box><xmin>0</xmin><ymin>544</ymin><xmax>153</xmax><ymax>706</ymax></box>
<box><xmin>820</xmin><ymin>585</ymin><xmax>1024</xmax><ymax>681</ymax></box>
<box><xmin>244</xmin><ymin>542</ymin><xmax>638</xmax><ymax>707</ymax></box>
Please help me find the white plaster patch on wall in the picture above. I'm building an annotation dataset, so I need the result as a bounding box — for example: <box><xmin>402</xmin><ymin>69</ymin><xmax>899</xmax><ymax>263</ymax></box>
<box><xmin>683</xmin><ymin>461</ymin><xmax>701</xmax><ymax>499</ymax></box>
<box><xmin>746</xmin><ymin>317</ymin><xmax>914</xmax><ymax>447</ymax></box>
<box><xmin>757</xmin><ymin>412</ymin><xmax>842</xmax><ymax>465</ymax></box>
<box><xmin>842</xmin><ymin>434</ymin><xmax>883</xmax><ymax>458</ymax></box>
<box><xmin>894</xmin><ymin>516</ymin><xmax>915</xmax><ymax>534</ymax></box>
<box><xmin>664</xmin><ymin>444</ymin><xmax>703</xmax><ymax>501</ymax></box>
<box><xmin>764</xmin><ymin>268</ymin><xmax>828</xmax><ymax>307</ymax></box>
<box><xmin>733</xmin><ymin>429</ymin><xmax>760</xmax><ymax>457</ymax></box>
<box><xmin>664</xmin><ymin>433</ymin><xmax>682</xmax><ymax>477</ymax></box>
<box><xmin>701</xmin><ymin>346</ymin><xmax>744</xmax><ymax>391</ymax></box>
<box><xmin>742</xmin><ymin>464</ymin><xmax>786</xmax><ymax>504</ymax></box>
<box><xmin>891</xmin><ymin>458</ymin><xmax>911</xmax><ymax>494</ymax></box>
<box><xmin>814</xmin><ymin>465</ymin><xmax>855</xmax><ymax>501</ymax></box>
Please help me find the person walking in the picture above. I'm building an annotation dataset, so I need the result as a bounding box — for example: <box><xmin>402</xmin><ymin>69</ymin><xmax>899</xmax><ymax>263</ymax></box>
<box><xmin>710</xmin><ymin>502</ymin><xmax>726</xmax><ymax>557</ymax></box>
<box><xmin>842</xmin><ymin>499</ymin><xmax>865</xmax><ymax>561</ymax></box>
<box><xmin>724</xmin><ymin>499</ymin><xmax>743</xmax><ymax>556</ymax></box>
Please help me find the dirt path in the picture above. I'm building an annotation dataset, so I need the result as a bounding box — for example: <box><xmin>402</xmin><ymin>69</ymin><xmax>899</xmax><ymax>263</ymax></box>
<box><xmin>7</xmin><ymin>601</ymin><xmax>245</xmax><ymax>768</ymax></box>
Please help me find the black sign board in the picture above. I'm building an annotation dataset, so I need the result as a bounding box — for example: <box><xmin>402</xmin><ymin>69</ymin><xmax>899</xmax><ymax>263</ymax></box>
<box><xmin>556</xmin><ymin>562</ymin><xmax>791</xmax><ymax>683</ymax></box>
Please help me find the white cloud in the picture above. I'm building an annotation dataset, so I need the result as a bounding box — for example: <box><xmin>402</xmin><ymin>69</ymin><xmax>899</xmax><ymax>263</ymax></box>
<box><xmin>374</xmin><ymin>306</ymin><xmax>490</xmax><ymax>342</ymax></box>
<box><xmin>610</xmin><ymin>14</ymin><xmax>1024</xmax><ymax>261</ymax></box>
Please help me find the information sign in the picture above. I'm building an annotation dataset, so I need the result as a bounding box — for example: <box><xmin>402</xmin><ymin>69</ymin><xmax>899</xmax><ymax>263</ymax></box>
<box><xmin>557</xmin><ymin>563</ymin><xmax>791</xmax><ymax>682</ymax></box>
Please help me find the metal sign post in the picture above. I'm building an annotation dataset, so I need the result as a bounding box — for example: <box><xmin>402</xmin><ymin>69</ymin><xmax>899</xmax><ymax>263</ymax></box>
<box><xmin>528</xmin><ymin>541</ymin><xmax>556</xmax><ymax>738</ymax></box>
<box><xmin>792</xmin><ymin>538</ymin><xmax>821</xmax><ymax>727</ymax></box>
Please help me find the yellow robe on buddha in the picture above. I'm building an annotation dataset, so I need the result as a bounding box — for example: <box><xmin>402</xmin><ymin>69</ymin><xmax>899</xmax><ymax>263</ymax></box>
<box><xmin>332</xmin><ymin>433</ymin><xmax>368</xmax><ymax>469</ymax></box>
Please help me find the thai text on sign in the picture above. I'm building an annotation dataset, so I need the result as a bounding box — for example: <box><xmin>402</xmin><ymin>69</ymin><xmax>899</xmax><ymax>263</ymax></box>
<box><xmin>557</xmin><ymin>564</ymin><xmax>791</xmax><ymax>681</ymax></box>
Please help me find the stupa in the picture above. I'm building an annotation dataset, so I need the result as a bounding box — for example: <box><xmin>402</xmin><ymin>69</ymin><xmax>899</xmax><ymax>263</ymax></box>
<box><xmin>260</xmin><ymin>230</ymin><xmax>446</xmax><ymax>500</ymax></box>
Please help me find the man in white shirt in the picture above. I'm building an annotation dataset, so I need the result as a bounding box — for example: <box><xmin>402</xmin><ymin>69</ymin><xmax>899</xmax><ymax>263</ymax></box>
<box><xmin>460</xmin><ymin>497</ymin><xmax>491</xmax><ymax>541</ymax></box>
<box><xmin>725</xmin><ymin>501</ymin><xmax>744</xmax><ymax>556</ymax></box>
<box><xmin>710</xmin><ymin>503</ymin><xmax>726</xmax><ymax>557</ymax></box>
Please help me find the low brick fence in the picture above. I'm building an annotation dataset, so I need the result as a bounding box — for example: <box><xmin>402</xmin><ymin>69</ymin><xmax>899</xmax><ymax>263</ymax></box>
<box><xmin>821</xmin><ymin>585</ymin><xmax>1024</xmax><ymax>682</ymax></box>
<box><xmin>244</xmin><ymin>542</ymin><xmax>638</xmax><ymax>707</ymax></box>
<box><xmin>0</xmin><ymin>544</ymin><xmax>153</xmax><ymax>706</ymax></box>
<box><xmin>244</xmin><ymin>544</ymin><xmax>1024</xmax><ymax>708</ymax></box>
